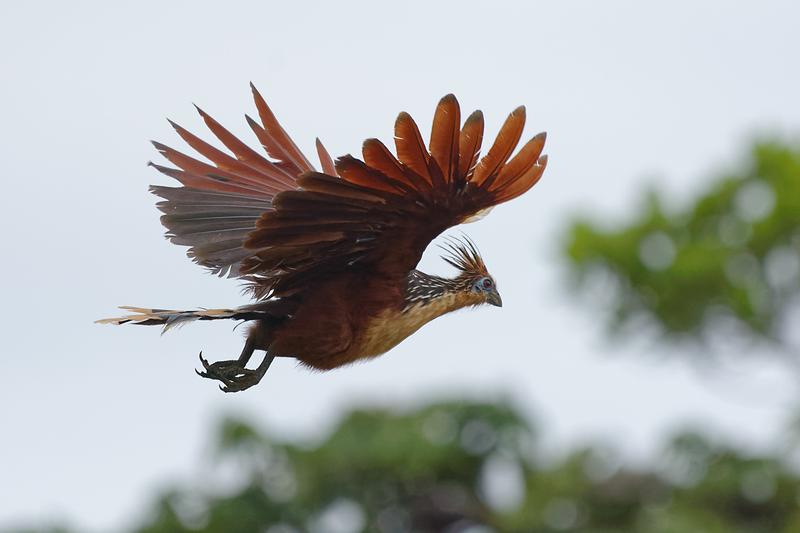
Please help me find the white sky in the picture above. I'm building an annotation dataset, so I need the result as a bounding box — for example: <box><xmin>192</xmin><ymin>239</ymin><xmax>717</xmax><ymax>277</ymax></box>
<box><xmin>1</xmin><ymin>1</ymin><xmax>799</xmax><ymax>530</ymax></box>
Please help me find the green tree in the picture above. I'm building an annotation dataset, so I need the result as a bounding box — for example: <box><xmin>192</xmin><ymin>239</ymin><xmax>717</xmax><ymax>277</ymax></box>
<box><xmin>564</xmin><ymin>140</ymin><xmax>800</xmax><ymax>351</ymax></box>
<box><xmin>122</xmin><ymin>401</ymin><xmax>800</xmax><ymax>533</ymax></box>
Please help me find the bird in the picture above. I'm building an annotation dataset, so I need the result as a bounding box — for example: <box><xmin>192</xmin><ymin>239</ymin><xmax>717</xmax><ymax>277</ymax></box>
<box><xmin>98</xmin><ymin>86</ymin><xmax>548</xmax><ymax>392</ymax></box>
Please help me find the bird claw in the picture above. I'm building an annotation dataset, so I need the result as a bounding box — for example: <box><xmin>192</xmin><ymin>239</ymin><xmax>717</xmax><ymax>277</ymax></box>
<box><xmin>195</xmin><ymin>351</ymin><xmax>264</xmax><ymax>393</ymax></box>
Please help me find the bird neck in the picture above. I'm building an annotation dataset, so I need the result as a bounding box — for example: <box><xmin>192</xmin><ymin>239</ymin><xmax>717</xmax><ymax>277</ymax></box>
<box><xmin>402</xmin><ymin>270</ymin><xmax>478</xmax><ymax>314</ymax></box>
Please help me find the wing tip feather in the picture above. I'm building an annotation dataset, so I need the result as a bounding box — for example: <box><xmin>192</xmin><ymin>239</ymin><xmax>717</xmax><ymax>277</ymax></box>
<box><xmin>464</xmin><ymin>109</ymin><xmax>484</xmax><ymax>126</ymax></box>
<box><xmin>439</xmin><ymin>93</ymin><xmax>458</xmax><ymax>105</ymax></box>
<box><xmin>396</xmin><ymin>111</ymin><xmax>412</xmax><ymax>124</ymax></box>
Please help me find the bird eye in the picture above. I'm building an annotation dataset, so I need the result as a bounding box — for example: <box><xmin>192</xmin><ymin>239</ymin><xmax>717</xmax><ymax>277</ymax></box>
<box><xmin>482</xmin><ymin>278</ymin><xmax>493</xmax><ymax>289</ymax></box>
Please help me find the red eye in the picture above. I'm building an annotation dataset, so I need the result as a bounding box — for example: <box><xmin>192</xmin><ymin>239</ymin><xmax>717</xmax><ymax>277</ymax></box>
<box><xmin>482</xmin><ymin>278</ymin><xmax>493</xmax><ymax>289</ymax></box>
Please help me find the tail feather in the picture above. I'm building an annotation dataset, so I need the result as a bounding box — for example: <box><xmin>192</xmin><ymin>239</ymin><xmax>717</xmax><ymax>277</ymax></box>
<box><xmin>96</xmin><ymin>305</ymin><xmax>271</xmax><ymax>333</ymax></box>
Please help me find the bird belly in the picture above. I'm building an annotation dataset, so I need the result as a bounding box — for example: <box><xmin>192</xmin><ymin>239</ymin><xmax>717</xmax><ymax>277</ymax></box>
<box><xmin>296</xmin><ymin>293</ymin><xmax>472</xmax><ymax>371</ymax></box>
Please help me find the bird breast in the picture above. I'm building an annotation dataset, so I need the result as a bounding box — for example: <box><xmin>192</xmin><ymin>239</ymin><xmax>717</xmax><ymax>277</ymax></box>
<box><xmin>354</xmin><ymin>292</ymin><xmax>474</xmax><ymax>358</ymax></box>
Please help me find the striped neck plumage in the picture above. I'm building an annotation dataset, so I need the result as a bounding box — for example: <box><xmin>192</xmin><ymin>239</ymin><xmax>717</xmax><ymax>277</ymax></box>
<box><xmin>403</xmin><ymin>270</ymin><xmax>472</xmax><ymax>311</ymax></box>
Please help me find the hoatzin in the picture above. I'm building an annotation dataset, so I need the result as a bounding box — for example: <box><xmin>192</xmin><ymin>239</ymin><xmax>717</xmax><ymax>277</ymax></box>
<box><xmin>99</xmin><ymin>86</ymin><xmax>548</xmax><ymax>392</ymax></box>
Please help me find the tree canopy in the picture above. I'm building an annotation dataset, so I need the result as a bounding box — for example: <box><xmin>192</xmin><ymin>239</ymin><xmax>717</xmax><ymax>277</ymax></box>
<box><xmin>565</xmin><ymin>140</ymin><xmax>800</xmax><ymax>349</ymax></box>
<box><xmin>104</xmin><ymin>400</ymin><xmax>800</xmax><ymax>533</ymax></box>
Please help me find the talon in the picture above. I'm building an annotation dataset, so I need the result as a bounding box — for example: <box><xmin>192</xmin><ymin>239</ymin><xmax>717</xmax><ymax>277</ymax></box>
<box><xmin>193</xmin><ymin>341</ymin><xmax>272</xmax><ymax>393</ymax></box>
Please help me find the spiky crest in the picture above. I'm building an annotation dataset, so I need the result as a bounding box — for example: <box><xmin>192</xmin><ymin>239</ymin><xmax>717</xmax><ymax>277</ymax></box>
<box><xmin>439</xmin><ymin>235</ymin><xmax>489</xmax><ymax>279</ymax></box>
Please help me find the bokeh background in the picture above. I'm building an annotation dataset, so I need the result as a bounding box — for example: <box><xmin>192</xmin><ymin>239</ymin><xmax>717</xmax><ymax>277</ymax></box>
<box><xmin>2</xmin><ymin>1</ymin><xmax>799</xmax><ymax>531</ymax></box>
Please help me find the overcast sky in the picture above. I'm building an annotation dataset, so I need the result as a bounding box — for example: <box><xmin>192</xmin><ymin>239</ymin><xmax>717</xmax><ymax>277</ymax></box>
<box><xmin>2</xmin><ymin>1</ymin><xmax>799</xmax><ymax>530</ymax></box>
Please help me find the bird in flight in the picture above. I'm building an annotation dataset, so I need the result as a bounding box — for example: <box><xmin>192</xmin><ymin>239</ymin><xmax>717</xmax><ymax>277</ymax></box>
<box><xmin>99</xmin><ymin>86</ymin><xmax>548</xmax><ymax>392</ymax></box>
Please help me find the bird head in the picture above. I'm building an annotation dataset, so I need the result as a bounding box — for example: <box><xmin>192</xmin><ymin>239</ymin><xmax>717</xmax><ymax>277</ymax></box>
<box><xmin>470</xmin><ymin>275</ymin><xmax>502</xmax><ymax>307</ymax></box>
<box><xmin>440</xmin><ymin>236</ymin><xmax>502</xmax><ymax>308</ymax></box>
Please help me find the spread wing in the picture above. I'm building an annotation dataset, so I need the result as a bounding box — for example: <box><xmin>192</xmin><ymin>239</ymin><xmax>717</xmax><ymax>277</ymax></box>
<box><xmin>148</xmin><ymin>84</ymin><xmax>336</xmax><ymax>277</ymax></box>
<box><xmin>149</xmin><ymin>90</ymin><xmax>547</xmax><ymax>295</ymax></box>
<box><xmin>242</xmin><ymin>94</ymin><xmax>547</xmax><ymax>297</ymax></box>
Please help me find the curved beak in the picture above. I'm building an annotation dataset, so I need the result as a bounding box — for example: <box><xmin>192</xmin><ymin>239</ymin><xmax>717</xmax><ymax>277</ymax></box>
<box><xmin>487</xmin><ymin>289</ymin><xmax>503</xmax><ymax>307</ymax></box>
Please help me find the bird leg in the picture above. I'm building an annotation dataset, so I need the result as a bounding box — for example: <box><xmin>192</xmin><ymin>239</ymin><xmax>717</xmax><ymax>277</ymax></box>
<box><xmin>195</xmin><ymin>336</ymin><xmax>275</xmax><ymax>393</ymax></box>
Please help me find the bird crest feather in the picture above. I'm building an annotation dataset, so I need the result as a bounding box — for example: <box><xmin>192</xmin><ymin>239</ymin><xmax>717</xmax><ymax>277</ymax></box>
<box><xmin>439</xmin><ymin>235</ymin><xmax>489</xmax><ymax>278</ymax></box>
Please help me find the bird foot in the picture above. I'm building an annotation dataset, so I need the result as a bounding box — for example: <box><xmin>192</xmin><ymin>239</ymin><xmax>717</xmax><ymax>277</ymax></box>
<box><xmin>196</xmin><ymin>351</ymin><xmax>269</xmax><ymax>393</ymax></box>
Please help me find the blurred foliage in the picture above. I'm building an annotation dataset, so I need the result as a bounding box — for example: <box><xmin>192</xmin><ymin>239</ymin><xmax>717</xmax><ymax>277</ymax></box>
<box><xmin>28</xmin><ymin>400</ymin><xmax>788</xmax><ymax>533</ymax></box>
<box><xmin>565</xmin><ymin>140</ymin><xmax>800</xmax><ymax>345</ymax></box>
<box><xmin>8</xmin><ymin>401</ymin><xmax>800</xmax><ymax>532</ymax></box>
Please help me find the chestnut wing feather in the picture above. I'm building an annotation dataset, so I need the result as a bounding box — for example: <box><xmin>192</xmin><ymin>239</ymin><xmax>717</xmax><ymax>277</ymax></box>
<box><xmin>148</xmin><ymin>86</ymin><xmax>336</xmax><ymax>277</ymax></box>
<box><xmin>242</xmin><ymin>94</ymin><xmax>548</xmax><ymax>297</ymax></box>
<box><xmin>147</xmin><ymin>89</ymin><xmax>547</xmax><ymax>289</ymax></box>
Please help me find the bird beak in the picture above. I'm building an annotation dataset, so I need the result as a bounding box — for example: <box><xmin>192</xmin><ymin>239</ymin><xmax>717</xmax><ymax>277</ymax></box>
<box><xmin>487</xmin><ymin>289</ymin><xmax>503</xmax><ymax>307</ymax></box>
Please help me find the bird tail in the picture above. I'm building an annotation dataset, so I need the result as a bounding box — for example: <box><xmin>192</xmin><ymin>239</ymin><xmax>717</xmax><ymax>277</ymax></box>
<box><xmin>96</xmin><ymin>305</ymin><xmax>270</xmax><ymax>333</ymax></box>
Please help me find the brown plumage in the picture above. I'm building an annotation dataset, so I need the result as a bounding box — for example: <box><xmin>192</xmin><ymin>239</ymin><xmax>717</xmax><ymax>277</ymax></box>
<box><xmin>98</xmin><ymin>87</ymin><xmax>548</xmax><ymax>392</ymax></box>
